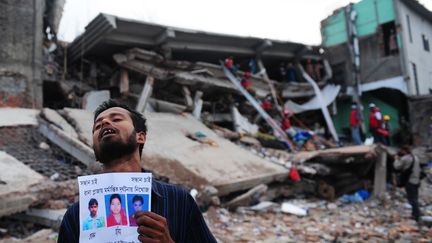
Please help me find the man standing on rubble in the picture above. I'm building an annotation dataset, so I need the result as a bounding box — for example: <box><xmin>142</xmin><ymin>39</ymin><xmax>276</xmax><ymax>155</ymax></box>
<box><xmin>394</xmin><ymin>146</ymin><xmax>422</xmax><ymax>222</ymax></box>
<box><xmin>58</xmin><ymin>100</ymin><xmax>217</xmax><ymax>243</ymax></box>
<box><xmin>368</xmin><ymin>103</ymin><xmax>383</xmax><ymax>143</ymax></box>
<box><xmin>350</xmin><ymin>104</ymin><xmax>362</xmax><ymax>145</ymax></box>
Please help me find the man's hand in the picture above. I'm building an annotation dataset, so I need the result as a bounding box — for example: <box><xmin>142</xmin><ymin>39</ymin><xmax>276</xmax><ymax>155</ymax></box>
<box><xmin>134</xmin><ymin>211</ymin><xmax>174</xmax><ymax>243</ymax></box>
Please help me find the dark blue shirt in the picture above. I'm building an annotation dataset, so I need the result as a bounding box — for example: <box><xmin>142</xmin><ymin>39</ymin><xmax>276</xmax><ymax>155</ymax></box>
<box><xmin>58</xmin><ymin>179</ymin><xmax>217</xmax><ymax>242</ymax></box>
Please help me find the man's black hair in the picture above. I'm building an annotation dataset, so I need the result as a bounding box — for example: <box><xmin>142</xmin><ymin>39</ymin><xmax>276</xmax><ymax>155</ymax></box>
<box><xmin>94</xmin><ymin>99</ymin><xmax>147</xmax><ymax>157</ymax></box>
<box><xmin>88</xmin><ymin>198</ymin><xmax>98</xmax><ymax>208</ymax></box>
<box><xmin>132</xmin><ymin>195</ymin><xmax>144</xmax><ymax>204</ymax></box>
<box><xmin>398</xmin><ymin>145</ymin><xmax>411</xmax><ymax>156</ymax></box>
<box><xmin>110</xmin><ymin>194</ymin><xmax>122</xmax><ymax>204</ymax></box>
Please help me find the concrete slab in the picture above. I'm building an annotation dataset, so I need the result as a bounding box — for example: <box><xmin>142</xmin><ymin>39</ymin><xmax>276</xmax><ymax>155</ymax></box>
<box><xmin>143</xmin><ymin>112</ymin><xmax>288</xmax><ymax>195</ymax></box>
<box><xmin>61</xmin><ymin>108</ymin><xmax>288</xmax><ymax>196</ymax></box>
<box><xmin>41</xmin><ymin>108</ymin><xmax>78</xmax><ymax>139</ymax></box>
<box><xmin>82</xmin><ymin>90</ymin><xmax>110</xmax><ymax>113</ymax></box>
<box><xmin>62</xmin><ymin>108</ymin><xmax>94</xmax><ymax>146</ymax></box>
<box><xmin>0</xmin><ymin>108</ymin><xmax>39</xmax><ymax>127</ymax></box>
<box><xmin>292</xmin><ymin>145</ymin><xmax>377</xmax><ymax>163</ymax></box>
<box><xmin>12</xmin><ymin>208</ymin><xmax>67</xmax><ymax>229</ymax></box>
<box><xmin>0</xmin><ymin>151</ymin><xmax>44</xmax><ymax>217</ymax></box>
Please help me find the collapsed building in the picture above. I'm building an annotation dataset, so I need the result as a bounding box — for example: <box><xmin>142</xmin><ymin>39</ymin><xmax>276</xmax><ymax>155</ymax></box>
<box><xmin>321</xmin><ymin>0</ymin><xmax>432</xmax><ymax>146</ymax></box>
<box><xmin>1</xmin><ymin>0</ymin><xmax>432</xmax><ymax>241</ymax></box>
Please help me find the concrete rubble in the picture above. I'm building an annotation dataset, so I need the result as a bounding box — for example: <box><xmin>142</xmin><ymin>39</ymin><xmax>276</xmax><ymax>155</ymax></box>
<box><xmin>204</xmin><ymin>182</ymin><xmax>432</xmax><ymax>242</ymax></box>
<box><xmin>0</xmin><ymin>151</ymin><xmax>45</xmax><ymax>217</ymax></box>
<box><xmin>40</xmin><ymin>107</ymin><xmax>289</xmax><ymax>196</ymax></box>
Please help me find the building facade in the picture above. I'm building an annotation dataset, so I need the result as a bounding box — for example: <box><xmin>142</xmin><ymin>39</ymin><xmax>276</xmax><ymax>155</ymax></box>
<box><xmin>321</xmin><ymin>0</ymin><xmax>432</xmax><ymax>144</ymax></box>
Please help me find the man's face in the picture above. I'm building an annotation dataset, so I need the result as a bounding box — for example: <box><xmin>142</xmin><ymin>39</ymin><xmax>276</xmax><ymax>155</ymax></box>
<box><xmin>89</xmin><ymin>204</ymin><xmax>98</xmax><ymax>217</ymax></box>
<box><xmin>133</xmin><ymin>200</ymin><xmax>143</xmax><ymax>212</ymax></box>
<box><xmin>92</xmin><ymin>107</ymin><xmax>139</xmax><ymax>165</ymax></box>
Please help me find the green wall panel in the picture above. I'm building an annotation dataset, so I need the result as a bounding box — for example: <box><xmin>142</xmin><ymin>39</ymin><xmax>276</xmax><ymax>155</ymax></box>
<box><xmin>354</xmin><ymin>0</ymin><xmax>379</xmax><ymax>37</ymax></box>
<box><xmin>322</xmin><ymin>11</ymin><xmax>347</xmax><ymax>47</ymax></box>
<box><xmin>322</xmin><ymin>0</ymin><xmax>395</xmax><ymax>47</ymax></box>
<box><xmin>377</xmin><ymin>0</ymin><xmax>396</xmax><ymax>24</ymax></box>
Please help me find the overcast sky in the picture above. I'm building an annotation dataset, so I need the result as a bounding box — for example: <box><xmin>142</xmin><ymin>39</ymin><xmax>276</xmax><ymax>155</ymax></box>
<box><xmin>58</xmin><ymin>0</ymin><xmax>432</xmax><ymax>45</ymax></box>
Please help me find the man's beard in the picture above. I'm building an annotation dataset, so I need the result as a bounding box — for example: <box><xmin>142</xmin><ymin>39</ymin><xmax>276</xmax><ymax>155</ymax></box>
<box><xmin>93</xmin><ymin>131</ymin><xmax>138</xmax><ymax>166</ymax></box>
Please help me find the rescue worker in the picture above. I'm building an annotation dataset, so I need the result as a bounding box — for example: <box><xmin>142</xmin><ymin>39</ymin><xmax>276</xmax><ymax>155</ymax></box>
<box><xmin>382</xmin><ymin>115</ymin><xmax>391</xmax><ymax>146</ymax></box>
<box><xmin>281</xmin><ymin>109</ymin><xmax>296</xmax><ymax>137</ymax></box>
<box><xmin>224</xmin><ymin>56</ymin><xmax>237</xmax><ymax>74</ymax></box>
<box><xmin>260</xmin><ymin>95</ymin><xmax>272</xmax><ymax>111</ymax></box>
<box><xmin>368</xmin><ymin>103</ymin><xmax>383</xmax><ymax>144</ymax></box>
<box><xmin>350</xmin><ymin>104</ymin><xmax>362</xmax><ymax>145</ymax></box>
<box><xmin>241</xmin><ymin>71</ymin><xmax>255</xmax><ymax>96</ymax></box>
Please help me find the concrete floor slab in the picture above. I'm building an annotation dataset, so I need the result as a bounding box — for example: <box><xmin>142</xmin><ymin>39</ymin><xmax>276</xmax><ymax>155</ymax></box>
<box><xmin>0</xmin><ymin>151</ymin><xmax>44</xmax><ymax>217</ymax></box>
<box><xmin>0</xmin><ymin>108</ymin><xmax>39</xmax><ymax>127</ymax></box>
<box><xmin>62</xmin><ymin>108</ymin><xmax>94</xmax><ymax>146</ymax></box>
<box><xmin>41</xmin><ymin>108</ymin><xmax>78</xmax><ymax>139</ymax></box>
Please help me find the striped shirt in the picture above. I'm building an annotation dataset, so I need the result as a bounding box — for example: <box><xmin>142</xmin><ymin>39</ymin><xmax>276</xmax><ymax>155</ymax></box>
<box><xmin>58</xmin><ymin>179</ymin><xmax>217</xmax><ymax>242</ymax></box>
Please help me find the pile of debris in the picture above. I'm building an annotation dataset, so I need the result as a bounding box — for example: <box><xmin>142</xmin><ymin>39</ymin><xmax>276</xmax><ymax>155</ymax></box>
<box><xmin>1</xmin><ymin>101</ymin><xmax>429</xmax><ymax>241</ymax></box>
<box><xmin>205</xmin><ymin>183</ymin><xmax>432</xmax><ymax>242</ymax></box>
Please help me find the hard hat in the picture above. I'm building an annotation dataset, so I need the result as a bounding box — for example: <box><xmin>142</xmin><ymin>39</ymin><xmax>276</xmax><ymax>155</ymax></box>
<box><xmin>369</xmin><ymin>103</ymin><xmax>376</xmax><ymax>108</ymax></box>
<box><xmin>384</xmin><ymin>115</ymin><xmax>390</xmax><ymax>121</ymax></box>
<box><xmin>244</xmin><ymin>71</ymin><xmax>251</xmax><ymax>77</ymax></box>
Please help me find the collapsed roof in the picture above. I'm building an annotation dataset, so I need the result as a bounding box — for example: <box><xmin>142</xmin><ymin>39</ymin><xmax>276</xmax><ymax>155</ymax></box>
<box><xmin>67</xmin><ymin>13</ymin><xmax>321</xmax><ymax>65</ymax></box>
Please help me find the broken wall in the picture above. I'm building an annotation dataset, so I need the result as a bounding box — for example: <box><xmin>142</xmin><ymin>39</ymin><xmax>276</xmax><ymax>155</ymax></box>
<box><xmin>408</xmin><ymin>95</ymin><xmax>432</xmax><ymax>146</ymax></box>
<box><xmin>325</xmin><ymin>34</ymin><xmax>402</xmax><ymax>87</ymax></box>
<box><xmin>0</xmin><ymin>0</ymin><xmax>45</xmax><ymax>108</ymax></box>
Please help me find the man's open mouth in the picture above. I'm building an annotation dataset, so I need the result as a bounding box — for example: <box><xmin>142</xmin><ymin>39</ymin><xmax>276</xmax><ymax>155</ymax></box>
<box><xmin>100</xmin><ymin>127</ymin><xmax>117</xmax><ymax>139</ymax></box>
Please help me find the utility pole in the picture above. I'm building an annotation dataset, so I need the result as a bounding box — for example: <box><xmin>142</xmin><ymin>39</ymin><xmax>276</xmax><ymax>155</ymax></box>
<box><xmin>346</xmin><ymin>4</ymin><xmax>366</xmax><ymax>134</ymax></box>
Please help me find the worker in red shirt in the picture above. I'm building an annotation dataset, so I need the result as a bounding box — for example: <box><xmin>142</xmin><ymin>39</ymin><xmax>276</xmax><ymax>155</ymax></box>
<box><xmin>260</xmin><ymin>95</ymin><xmax>272</xmax><ymax>111</ymax></box>
<box><xmin>281</xmin><ymin>109</ymin><xmax>296</xmax><ymax>137</ymax></box>
<box><xmin>368</xmin><ymin>103</ymin><xmax>383</xmax><ymax>144</ymax></box>
<box><xmin>224</xmin><ymin>56</ymin><xmax>237</xmax><ymax>74</ymax></box>
<box><xmin>240</xmin><ymin>71</ymin><xmax>256</xmax><ymax>96</ymax></box>
<box><xmin>350</xmin><ymin>104</ymin><xmax>362</xmax><ymax>145</ymax></box>
<box><xmin>241</xmin><ymin>71</ymin><xmax>252</xmax><ymax>89</ymax></box>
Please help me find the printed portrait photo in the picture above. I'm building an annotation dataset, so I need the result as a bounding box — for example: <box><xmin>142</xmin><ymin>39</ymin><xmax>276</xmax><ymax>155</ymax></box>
<box><xmin>127</xmin><ymin>194</ymin><xmax>149</xmax><ymax>226</ymax></box>
<box><xmin>82</xmin><ymin>198</ymin><xmax>106</xmax><ymax>231</ymax></box>
<box><xmin>104</xmin><ymin>194</ymin><xmax>128</xmax><ymax>227</ymax></box>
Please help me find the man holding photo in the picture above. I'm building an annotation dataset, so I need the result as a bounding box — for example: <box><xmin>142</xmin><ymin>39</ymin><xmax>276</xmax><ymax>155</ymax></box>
<box><xmin>58</xmin><ymin>100</ymin><xmax>216</xmax><ymax>243</ymax></box>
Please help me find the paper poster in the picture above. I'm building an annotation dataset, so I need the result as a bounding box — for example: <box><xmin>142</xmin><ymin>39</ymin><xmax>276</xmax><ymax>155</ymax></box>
<box><xmin>78</xmin><ymin>173</ymin><xmax>152</xmax><ymax>243</ymax></box>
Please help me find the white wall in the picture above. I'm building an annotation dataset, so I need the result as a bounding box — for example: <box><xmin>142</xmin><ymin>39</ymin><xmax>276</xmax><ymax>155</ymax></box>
<box><xmin>397</xmin><ymin>0</ymin><xmax>432</xmax><ymax>96</ymax></box>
